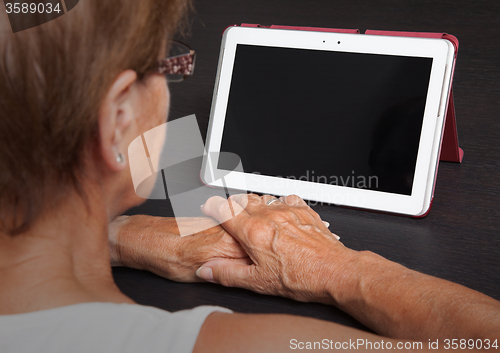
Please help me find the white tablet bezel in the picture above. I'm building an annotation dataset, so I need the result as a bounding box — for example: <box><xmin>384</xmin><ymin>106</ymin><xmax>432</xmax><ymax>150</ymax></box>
<box><xmin>202</xmin><ymin>26</ymin><xmax>455</xmax><ymax>216</ymax></box>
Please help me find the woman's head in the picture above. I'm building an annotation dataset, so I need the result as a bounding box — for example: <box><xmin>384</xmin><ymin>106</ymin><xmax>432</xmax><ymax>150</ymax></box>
<box><xmin>0</xmin><ymin>0</ymin><xmax>191</xmax><ymax>235</ymax></box>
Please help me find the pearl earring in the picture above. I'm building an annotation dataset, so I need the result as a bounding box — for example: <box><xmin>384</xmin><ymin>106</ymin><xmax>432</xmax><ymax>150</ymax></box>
<box><xmin>116</xmin><ymin>153</ymin><xmax>124</xmax><ymax>164</ymax></box>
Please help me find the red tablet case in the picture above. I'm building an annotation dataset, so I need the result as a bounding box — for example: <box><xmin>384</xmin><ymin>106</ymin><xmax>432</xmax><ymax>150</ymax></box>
<box><xmin>236</xmin><ymin>24</ymin><xmax>464</xmax><ymax>164</ymax></box>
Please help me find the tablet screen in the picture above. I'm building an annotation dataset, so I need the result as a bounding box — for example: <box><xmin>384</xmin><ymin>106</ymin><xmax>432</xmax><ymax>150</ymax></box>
<box><xmin>218</xmin><ymin>44</ymin><xmax>433</xmax><ymax>196</ymax></box>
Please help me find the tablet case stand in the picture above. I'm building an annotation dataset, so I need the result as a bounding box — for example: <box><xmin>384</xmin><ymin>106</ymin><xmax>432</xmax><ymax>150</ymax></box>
<box><xmin>238</xmin><ymin>24</ymin><xmax>464</xmax><ymax>163</ymax></box>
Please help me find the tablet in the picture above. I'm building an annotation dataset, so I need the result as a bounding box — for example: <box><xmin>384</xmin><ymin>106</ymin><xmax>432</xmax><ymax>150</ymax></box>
<box><xmin>201</xmin><ymin>26</ymin><xmax>455</xmax><ymax>216</ymax></box>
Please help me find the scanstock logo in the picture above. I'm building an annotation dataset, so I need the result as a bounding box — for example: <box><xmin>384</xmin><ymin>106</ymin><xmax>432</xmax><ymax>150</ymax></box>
<box><xmin>3</xmin><ymin>0</ymin><xmax>79</xmax><ymax>33</ymax></box>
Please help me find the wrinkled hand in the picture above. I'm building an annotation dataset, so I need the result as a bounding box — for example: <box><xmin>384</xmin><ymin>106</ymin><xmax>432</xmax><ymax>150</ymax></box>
<box><xmin>109</xmin><ymin>215</ymin><xmax>248</xmax><ymax>282</ymax></box>
<box><xmin>197</xmin><ymin>194</ymin><xmax>356</xmax><ymax>304</ymax></box>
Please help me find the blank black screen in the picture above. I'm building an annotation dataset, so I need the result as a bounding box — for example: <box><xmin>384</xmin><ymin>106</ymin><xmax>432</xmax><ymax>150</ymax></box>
<box><xmin>218</xmin><ymin>44</ymin><xmax>433</xmax><ymax>196</ymax></box>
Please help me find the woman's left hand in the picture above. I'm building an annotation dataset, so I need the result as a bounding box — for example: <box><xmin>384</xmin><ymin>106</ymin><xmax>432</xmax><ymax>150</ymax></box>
<box><xmin>108</xmin><ymin>215</ymin><xmax>248</xmax><ymax>282</ymax></box>
<box><xmin>197</xmin><ymin>194</ymin><xmax>357</xmax><ymax>304</ymax></box>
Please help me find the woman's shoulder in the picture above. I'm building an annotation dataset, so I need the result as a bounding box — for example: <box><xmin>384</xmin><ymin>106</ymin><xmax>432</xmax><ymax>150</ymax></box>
<box><xmin>0</xmin><ymin>302</ymin><xmax>231</xmax><ymax>353</ymax></box>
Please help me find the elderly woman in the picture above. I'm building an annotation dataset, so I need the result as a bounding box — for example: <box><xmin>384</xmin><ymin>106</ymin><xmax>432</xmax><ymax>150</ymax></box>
<box><xmin>1</xmin><ymin>1</ymin><xmax>499</xmax><ymax>352</ymax></box>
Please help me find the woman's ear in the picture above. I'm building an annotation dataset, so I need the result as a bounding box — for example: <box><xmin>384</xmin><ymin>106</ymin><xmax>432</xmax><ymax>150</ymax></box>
<box><xmin>98</xmin><ymin>70</ymin><xmax>138</xmax><ymax>172</ymax></box>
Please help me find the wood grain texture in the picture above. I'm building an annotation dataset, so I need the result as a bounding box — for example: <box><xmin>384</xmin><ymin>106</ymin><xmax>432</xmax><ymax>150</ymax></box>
<box><xmin>114</xmin><ymin>0</ymin><xmax>500</xmax><ymax>330</ymax></box>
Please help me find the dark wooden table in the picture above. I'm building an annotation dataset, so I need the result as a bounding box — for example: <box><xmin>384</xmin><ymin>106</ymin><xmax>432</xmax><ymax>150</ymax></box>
<box><xmin>113</xmin><ymin>0</ymin><xmax>500</xmax><ymax>332</ymax></box>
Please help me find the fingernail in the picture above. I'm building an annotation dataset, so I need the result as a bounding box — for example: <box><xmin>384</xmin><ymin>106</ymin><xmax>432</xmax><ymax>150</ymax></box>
<box><xmin>323</xmin><ymin>221</ymin><xmax>330</xmax><ymax>228</ymax></box>
<box><xmin>200</xmin><ymin>204</ymin><xmax>205</xmax><ymax>208</ymax></box>
<box><xmin>196</xmin><ymin>266</ymin><xmax>214</xmax><ymax>283</ymax></box>
<box><xmin>335</xmin><ymin>235</ymin><xmax>341</xmax><ymax>240</ymax></box>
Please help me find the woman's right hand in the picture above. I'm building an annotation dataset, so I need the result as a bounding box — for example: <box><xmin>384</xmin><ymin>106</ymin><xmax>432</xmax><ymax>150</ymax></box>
<box><xmin>198</xmin><ymin>194</ymin><xmax>360</xmax><ymax>304</ymax></box>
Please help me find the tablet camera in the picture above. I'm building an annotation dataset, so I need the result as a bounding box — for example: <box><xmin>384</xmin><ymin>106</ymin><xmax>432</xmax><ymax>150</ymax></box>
<box><xmin>338</xmin><ymin>41</ymin><xmax>341</xmax><ymax>44</ymax></box>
